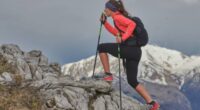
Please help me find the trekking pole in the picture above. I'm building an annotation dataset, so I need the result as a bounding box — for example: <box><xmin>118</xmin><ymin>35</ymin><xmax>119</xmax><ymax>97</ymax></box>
<box><xmin>92</xmin><ymin>17</ymin><xmax>103</xmax><ymax>78</ymax></box>
<box><xmin>117</xmin><ymin>36</ymin><xmax>122</xmax><ymax>110</ymax></box>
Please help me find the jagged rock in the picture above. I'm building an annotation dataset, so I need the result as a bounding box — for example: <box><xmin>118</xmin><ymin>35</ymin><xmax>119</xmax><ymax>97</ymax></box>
<box><xmin>16</xmin><ymin>58</ymin><xmax>32</xmax><ymax>80</ymax></box>
<box><xmin>46</xmin><ymin>99</ymin><xmax>56</xmax><ymax>108</ymax></box>
<box><xmin>28</xmin><ymin>50</ymin><xmax>42</xmax><ymax>57</ymax></box>
<box><xmin>49</xmin><ymin>62</ymin><xmax>62</xmax><ymax>75</ymax></box>
<box><xmin>0</xmin><ymin>72</ymin><xmax>13</xmax><ymax>84</ymax></box>
<box><xmin>63</xmin><ymin>86</ymin><xmax>89</xmax><ymax>110</ymax></box>
<box><xmin>1</xmin><ymin>44</ymin><xmax>23</xmax><ymax>57</ymax></box>
<box><xmin>0</xmin><ymin>76</ymin><xmax>4</xmax><ymax>82</ymax></box>
<box><xmin>54</xmin><ymin>94</ymin><xmax>74</xmax><ymax>109</ymax></box>
<box><xmin>39</xmin><ymin>55</ymin><xmax>48</xmax><ymax>66</ymax></box>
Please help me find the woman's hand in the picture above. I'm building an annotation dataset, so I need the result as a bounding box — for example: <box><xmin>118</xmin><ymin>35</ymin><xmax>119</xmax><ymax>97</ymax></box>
<box><xmin>116</xmin><ymin>36</ymin><xmax>123</xmax><ymax>43</ymax></box>
<box><xmin>116</xmin><ymin>33</ymin><xmax>123</xmax><ymax>43</ymax></box>
<box><xmin>100</xmin><ymin>13</ymin><xmax>107</xmax><ymax>24</ymax></box>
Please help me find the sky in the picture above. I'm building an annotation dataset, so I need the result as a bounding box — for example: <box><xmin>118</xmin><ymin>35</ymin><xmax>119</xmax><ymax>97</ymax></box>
<box><xmin>0</xmin><ymin>0</ymin><xmax>200</xmax><ymax>65</ymax></box>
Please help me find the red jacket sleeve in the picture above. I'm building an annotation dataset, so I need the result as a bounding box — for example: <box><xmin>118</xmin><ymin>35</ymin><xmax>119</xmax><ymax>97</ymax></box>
<box><xmin>104</xmin><ymin>21</ymin><xmax>119</xmax><ymax>37</ymax></box>
<box><xmin>115</xmin><ymin>15</ymin><xmax>136</xmax><ymax>41</ymax></box>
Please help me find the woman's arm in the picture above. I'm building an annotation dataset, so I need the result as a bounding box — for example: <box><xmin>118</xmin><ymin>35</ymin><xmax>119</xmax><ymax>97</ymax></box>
<box><xmin>104</xmin><ymin>21</ymin><xmax>119</xmax><ymax>37</ymax></box>
<box><xmin>115</xmin><ymin>15</ymin><xmax>136</xmax><ymax>41</ymax></box>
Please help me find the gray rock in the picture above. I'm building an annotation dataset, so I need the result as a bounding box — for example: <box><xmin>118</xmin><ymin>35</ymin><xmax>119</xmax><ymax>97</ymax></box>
<box><xmin>54</xmin><ymin>94</ymin><xmax>73</xmax><ymax>109</ymax></box>
<box><xmin>1</xmin><ymin>44</ymin><xmax>23</xmax><ymax>57</ymax></box>
<box><xmin>0</xmin><ymin>72</ymin><xmax>13</xmax><ymax>82</ymax></box>
<box><xmin>28</xmin><ymin>50</ymin><xmax>42</xmax><ymax>57</ymax></box>
<box><xmin>39</xmin><ymin>55</ymin><xmax>48</xmax><ymax>66</ymax></box>
<box><xmin>49</xmin><ymin>63</ymin><xmax>61</xmax><ymax>75</ymax></box>
<box><xmin>35</xmin><ymin>69</ymin><xmax>43</xmax><ymax>80</ymax></box>
<box><xmin>16</xmin><ymin>58</ymin><xmax>32</xmax><ymax>80</ymax></box>
<box><xmin>92</xmin><ymin>96</ymin><xmax>106</xmax><ymax>110</ymax></box>
<box><xmin>0</xmin><ymin>76</ymin><xmax>4</xmax><ymax>82</ymax></box>
<box><xmin>63</xmin><ymin>86</ymin><xmax>89</xmax><ymax>110</ymax></box>
<box><xmin>25</xmin><ymin>54</ymin><xmax>40</xmax><ymax>65</ymax></box>
<box><xmin>0</xmin><ymin>48</ymin><xmax>3</xmax><ymax>54</ymax></box>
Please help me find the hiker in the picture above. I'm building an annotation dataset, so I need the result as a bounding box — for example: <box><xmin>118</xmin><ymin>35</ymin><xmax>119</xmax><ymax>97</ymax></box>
<box><xmin>97</xmin><ymin>0</ymin><xmax>160</xmax><ymax>109</ymax></box>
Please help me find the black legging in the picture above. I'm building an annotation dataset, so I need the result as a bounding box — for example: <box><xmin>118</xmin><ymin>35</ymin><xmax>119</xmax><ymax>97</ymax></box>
<box><xmin>98</xmin><ymin>42</ymin><xmax>142</xmax><ymax>89</ymax></box>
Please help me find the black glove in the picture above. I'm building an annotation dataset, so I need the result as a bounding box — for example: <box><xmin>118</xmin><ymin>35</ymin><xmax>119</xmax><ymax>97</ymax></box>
<box><xmin>100</xmin><ymin>13</ymin><xmax>107</xmax><ymax>24</ymax></box>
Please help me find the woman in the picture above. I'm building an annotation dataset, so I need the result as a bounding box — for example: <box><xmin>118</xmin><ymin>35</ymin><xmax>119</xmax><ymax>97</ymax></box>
<box><xmin>97</xmin><ymin>0</ymin><xmax>160</xmax><ymax>110</ymax></box>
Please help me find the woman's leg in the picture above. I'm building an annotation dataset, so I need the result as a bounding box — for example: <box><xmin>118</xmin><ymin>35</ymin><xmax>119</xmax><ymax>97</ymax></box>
<box><xmin>126</xmin><ymin>59</ymin><xmax>153</xmax><ymax>104</ymax></box>
<box><xmin>98</xmin><ymin>43</ymin><xmax>159</xmax><ymax>107</ymax></box>
<box><xmin>98</xmin><ymin>43</ymin><xmax>119</xmax><ymax>73</ymax></box>
<box><xmin>135</xmin><ymin>84</ymin><xmax>153</xmax><ymax>104</ymax></box>
<box><xmin>99</xmin><ymin>52</ymin><xmax>110</xmax><ymax>73</ymax></box>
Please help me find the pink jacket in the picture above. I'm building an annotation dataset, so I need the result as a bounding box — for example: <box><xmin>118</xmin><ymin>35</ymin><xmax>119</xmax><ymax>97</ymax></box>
<box><xmin>104</xmin><ymin>11</ymin><xmax>136</xmax><ymax>42</ymax></box>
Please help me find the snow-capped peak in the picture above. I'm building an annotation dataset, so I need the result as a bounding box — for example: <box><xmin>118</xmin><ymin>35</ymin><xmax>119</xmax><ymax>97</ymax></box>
<box><xmin>62</xmin><ymin>44</ymin><xmax>200</xmax><ymax>89</ymax></box>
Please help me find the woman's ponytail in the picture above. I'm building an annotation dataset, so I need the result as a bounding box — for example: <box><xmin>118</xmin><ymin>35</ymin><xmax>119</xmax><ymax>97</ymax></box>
<box><xmin>117</xmin><ymin>0</ymin><xmax>129</xmax><ymax>16</ymax></box>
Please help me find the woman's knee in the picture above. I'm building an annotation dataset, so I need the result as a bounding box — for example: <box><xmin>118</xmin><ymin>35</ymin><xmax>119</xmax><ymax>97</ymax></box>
<box><xmin>127</xmin><ymin>78</ymin><xmax>139</xmax><ymax>89</ymax></box>
<box><xmin>98</xmin><ymin>43</ymin><xmax>106</xmax><ymax>53</ymax></box>
<box><xmin>97</xmin><ymin>43</ymin><xmax>118</xmax><ymax>56</ymax></box>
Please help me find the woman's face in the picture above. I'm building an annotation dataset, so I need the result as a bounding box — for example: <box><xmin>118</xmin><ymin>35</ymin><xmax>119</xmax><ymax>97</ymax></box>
<box><xmin>104</xmin><ymin>8</ymin><xmax>113</xmax><ymax>17</ymax></box>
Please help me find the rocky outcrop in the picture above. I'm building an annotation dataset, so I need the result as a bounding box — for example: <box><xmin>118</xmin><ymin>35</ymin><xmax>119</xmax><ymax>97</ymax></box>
<box><xmin>0</xmin><ymin>44</ymin><xmax>150</xmax><ymax>110</ymax></box>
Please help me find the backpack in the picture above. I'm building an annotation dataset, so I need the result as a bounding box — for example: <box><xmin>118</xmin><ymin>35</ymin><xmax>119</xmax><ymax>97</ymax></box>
<box><xmin>114</xmin><ymin>15</ymin><xmax>149</xmax><ymax>47</ymax></box>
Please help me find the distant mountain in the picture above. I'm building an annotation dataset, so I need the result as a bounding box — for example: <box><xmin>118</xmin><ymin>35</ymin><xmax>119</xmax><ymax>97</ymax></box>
<box><xmin>62</xmin><ymin>44</ymin><xmax>200</xmax><ymax>110</ymax></box>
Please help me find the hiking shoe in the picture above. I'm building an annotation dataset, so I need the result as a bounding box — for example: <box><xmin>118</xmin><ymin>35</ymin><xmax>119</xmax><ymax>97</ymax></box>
<box><xmin>103</xmin><ymin>73</ymin><xmax>113</xmax><ymax>82</ymax></box>
<box><xmin>148</xmin><ymin>101</ymin><xmax>160</xmax><ymax>110</ymax></box>
<box><xmin>93</xmin><ymin>72</ymin><xmax>113</xmax><ymax>82</ymax></box>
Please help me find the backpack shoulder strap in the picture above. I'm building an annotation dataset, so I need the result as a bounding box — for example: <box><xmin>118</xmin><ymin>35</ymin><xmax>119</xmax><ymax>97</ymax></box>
<box><xmin>113</xmin><ymin>14</ymin><xmax>136</xmax><ymax>35</ymax></box>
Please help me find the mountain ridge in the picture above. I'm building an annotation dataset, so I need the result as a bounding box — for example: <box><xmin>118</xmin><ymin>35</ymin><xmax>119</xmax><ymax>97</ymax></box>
<box><xmin>62</xmin><ymin>44</ymin><xmax>200</xmax><ymax>89</ymax></box>
<box><xmin>62</xmin><ymin>44</ymin><xmax>200</xmax><ymax>110</ymax></box>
